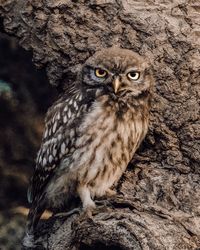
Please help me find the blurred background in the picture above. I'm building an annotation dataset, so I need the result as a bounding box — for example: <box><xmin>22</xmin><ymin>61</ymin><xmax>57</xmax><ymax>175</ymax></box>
<box><xmin>0</xmin><ymin>19</ymin><xmax>57</xmax><ymax>249</ymax></box>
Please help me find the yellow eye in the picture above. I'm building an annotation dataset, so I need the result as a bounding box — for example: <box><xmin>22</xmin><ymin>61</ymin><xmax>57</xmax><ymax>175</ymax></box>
<box><xmin>127</xmin><ymin>71</ymin><xmax>140</xmax><ymax>80</ymax></box>
<box><xmin>95</xmin><ymin>68</ymin><xmax>107</xmax><ymax>78</ymax></box>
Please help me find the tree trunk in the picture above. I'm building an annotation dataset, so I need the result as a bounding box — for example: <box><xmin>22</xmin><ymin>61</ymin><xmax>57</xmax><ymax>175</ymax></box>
<box><xmin>0</xmin><ymin>0</ymin><xmax>199</xmax><ymax>249</ymax></box>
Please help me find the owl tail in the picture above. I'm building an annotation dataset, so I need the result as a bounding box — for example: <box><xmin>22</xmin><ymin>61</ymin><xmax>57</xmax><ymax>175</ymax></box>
<box><xmin>22</xmin><ymin>203</ymin><xmax>45</xmax><ymax>248</ymax></box>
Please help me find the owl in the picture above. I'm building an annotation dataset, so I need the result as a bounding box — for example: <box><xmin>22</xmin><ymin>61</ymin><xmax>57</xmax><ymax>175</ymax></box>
<box><xmin>25</xmin><ymin>47</ymin><xmax>153</xmax><ymax>238</ymax></box>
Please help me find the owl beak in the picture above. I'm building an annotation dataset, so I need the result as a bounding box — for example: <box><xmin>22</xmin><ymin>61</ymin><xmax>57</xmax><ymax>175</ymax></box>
<box><xmin>112</xmin><ymin>77</ymin><xmax>120</xmax><ymax>93</ymax></box>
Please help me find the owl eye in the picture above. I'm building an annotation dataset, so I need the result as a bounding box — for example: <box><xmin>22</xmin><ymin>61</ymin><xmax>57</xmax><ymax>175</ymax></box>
<box><xmin>95</xmin><ymin>68</ymin><xmax>107</xmax><ymax>78</ymax></box>
<box><xmin>127</xmin><ymin>71</ymin><xmax>140</xmax><ymax>80</ymax></box>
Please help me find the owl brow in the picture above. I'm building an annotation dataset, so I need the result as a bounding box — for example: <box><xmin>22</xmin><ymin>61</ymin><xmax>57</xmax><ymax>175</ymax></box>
<box><xmin>94</xmin><ymin>65</ymin><xmax>110</xmax><ymax>72</ymax></box>
<box><xmin>124</xmin><ymin>67</ymin><xmax>140</xmax><ymax>74</ymax></box>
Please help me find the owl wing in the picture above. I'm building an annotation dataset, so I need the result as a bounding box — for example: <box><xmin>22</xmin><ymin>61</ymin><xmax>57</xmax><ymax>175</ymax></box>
<box><xmin>28</xmin><ymin>85</ymin><xmax>95</xmax><ymax>204</ymax></box>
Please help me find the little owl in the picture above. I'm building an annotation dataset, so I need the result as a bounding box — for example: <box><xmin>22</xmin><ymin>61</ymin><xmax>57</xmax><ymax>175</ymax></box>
<box><xmin>25</xmin><ymin>47</ymin><xmax>154</xmax><ymax>238</ymax></box>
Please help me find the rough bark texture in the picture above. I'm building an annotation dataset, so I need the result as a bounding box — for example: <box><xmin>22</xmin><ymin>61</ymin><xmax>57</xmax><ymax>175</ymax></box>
<box><xmin>0</xmin><ymin>0</ymin><xmax>200</xmax><ymax>249</ymax></box>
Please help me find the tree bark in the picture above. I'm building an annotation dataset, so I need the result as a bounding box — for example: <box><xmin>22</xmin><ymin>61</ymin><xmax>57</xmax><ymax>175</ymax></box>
<box><xmin>0</xmin><ymin>0</ymin><xmax>200</xmax><ymax>249</ymax></box>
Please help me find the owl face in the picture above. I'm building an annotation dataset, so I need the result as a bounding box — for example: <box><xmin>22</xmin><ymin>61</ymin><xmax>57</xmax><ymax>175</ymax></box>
<box><xmin>81</xmin><ymin>47</ymin><xmax>153</xmax><ymax>97</ymax></box>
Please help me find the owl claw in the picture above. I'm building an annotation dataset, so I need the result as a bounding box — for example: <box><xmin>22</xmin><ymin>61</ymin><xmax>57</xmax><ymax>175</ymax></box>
<box><xmin>95</xmin><ymin>192</ymin><xmax>125</xmax><ymax>209</ymax></box>
<box><xmin>77</xmin><ymin>207</ymin><xmax>95</xmax><ymax>222</ymax></box>
<box><xmin>54</xmin><ymin>207</ymin><xmax>81</xmax><ymax>219</ymax></box>
<box><xmin>85</xmin><ymin>207</ymin><xmax>94</xmax><ymax>219</ymax></box>
<box><xmin>95</xmin><ymin>199</ymin><xmax>113</xmax><ymax>211</ymax></box>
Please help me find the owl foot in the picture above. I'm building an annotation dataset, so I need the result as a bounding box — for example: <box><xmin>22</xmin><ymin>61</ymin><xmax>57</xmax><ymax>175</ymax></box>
<box><xmin>77</xmin><ymin>205</ymin><xmax>95</xmax><ymax>223</ymax></box>
<box><xmin>77</xmin><ymin>184</ymin><xmax>96</xmax><ymax>217</ymax></box>
<box><xmin>93</xmin><ymin>202</ymin><xmax>112</xmax><ymax>215</ymax></box>
<box><xmin>54</xmin><ymin>207</ymin><xmax>81</xmax><ymax>219</ymax></box>
<box><xmin>95</xmin><ymin>199</ymin><xmax>112</xmax><ymax>208</ymax></box>
<box><xmin>95</xmin><ymin>192</ymin><xmax>124</xmax><ymax>209</ymax></box>
<box><xmin>82</xmin><ymin>200</ymin><xmax>96</xmax><ymax>218</ymax></box>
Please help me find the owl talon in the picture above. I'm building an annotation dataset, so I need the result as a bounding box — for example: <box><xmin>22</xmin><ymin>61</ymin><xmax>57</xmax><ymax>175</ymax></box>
<box><xmin>93</xmin><ymin>202</ymin><xmax>112</xmax><ymax>215</ymax></box>
<box><xmin>78</xmin><ymin>207</ymin><xmax>95</xmax><ymax>223</ymax></box>
<box><xmin>95</xmin><ymin>199</ymin><xmax>112</xmax><ymax>208</ymax></box>
<box><xmin>54</xmin><ymin>207</ymin><xmax>81</xmax><ymax>219</ymax></box>
<box><xmin>85</xmin><ymin>207</ymin><xmax>94</xmax><ymax>219</ymax></box>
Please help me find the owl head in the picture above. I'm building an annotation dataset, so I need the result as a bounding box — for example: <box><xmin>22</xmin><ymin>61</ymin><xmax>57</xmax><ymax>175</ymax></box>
<box><xmin>81</xmin><ymin>47</ymin><xmax>154</xmax><ymax>97</ymax></box>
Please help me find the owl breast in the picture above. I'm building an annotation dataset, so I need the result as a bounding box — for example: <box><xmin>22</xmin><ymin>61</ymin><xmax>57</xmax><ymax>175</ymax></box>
<box><xmin>70</xmin><ymin>94</ymin><xmax>149</xmax><ymax>198</ymax></box>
